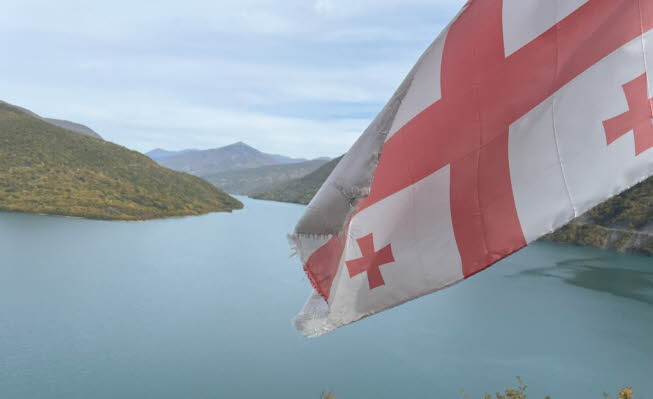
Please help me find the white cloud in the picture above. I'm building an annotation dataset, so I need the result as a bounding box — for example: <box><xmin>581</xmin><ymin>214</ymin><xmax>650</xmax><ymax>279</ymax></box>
<box><xmin>314</xmin><ymin>0</ymin><xmax>334</xmax><ymax>16</ymax></box>
<box><xmin>312</xmin><ymin>0</ymin><xmax>464</xmax><ymax>18</ymax></box>
<box><xmin>0</xmin><ymin>83</ymin><xmax>369</xmax><ymax>158</ymax></box>
<box><xmin>0</xmin><ymin>0</ymin><xmax>466</xmax><ymax>157</ymax></box>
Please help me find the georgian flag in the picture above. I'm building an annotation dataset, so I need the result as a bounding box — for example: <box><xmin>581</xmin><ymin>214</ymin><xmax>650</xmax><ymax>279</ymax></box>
<box><xmin>291</xmin><ymin>0</ymin><xmax>653</xmax><ymax>337</ymax></box>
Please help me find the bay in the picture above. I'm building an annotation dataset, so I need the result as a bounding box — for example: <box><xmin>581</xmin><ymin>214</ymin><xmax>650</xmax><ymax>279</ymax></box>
<box><xmin>0</xmin><ymin>197</ymin><xmax>651</xmax><ymax>399</ymax></box>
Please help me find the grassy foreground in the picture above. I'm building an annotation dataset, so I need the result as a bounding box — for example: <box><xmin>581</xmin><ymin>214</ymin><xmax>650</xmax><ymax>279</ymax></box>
<box><xmin>0</xmin><ymin>103</ymin><xmax>242</xmax><ymax>220</ymax></box>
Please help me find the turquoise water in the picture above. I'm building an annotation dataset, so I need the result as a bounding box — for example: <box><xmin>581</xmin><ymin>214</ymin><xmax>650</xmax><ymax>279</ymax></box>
<box><xmin>0</xmin><ymin>197</ymin><xmax>651</xmax><ymax>399</ymax></box>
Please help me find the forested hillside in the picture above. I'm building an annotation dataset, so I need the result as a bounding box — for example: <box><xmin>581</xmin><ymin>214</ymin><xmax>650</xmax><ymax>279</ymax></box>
<box><xmin>0</xmin><ymin>102</ymin><xmax>242</xmax><ymax>220</ymax></box>
<box><xmin>251</xmin><ymin>156</ymin><xmax>343</xmax><ymax>204</ymax></box>
<box><xmin>545</xmin><ymin>177</ymin><xmax>653</xmax><ymax>255</ymax></box>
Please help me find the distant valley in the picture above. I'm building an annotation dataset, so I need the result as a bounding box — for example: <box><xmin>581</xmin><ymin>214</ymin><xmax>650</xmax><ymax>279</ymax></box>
<box><xmin>146</xmin><ymin>142</ymin><xmax>330</xmax><ymax>196</ymax></box>
<box><xmin>202</xmin><ymin>159</ymin><xmax>329</xmax><ymax>196</ymax></box>
<box><xmin>251</xmin><ymin>156</ymin><xmax>342</xmax><ymax>204</ymax></box>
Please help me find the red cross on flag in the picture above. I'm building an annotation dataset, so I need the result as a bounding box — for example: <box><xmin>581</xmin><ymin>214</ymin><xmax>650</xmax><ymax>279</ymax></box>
<box><xmin>291</xmin><ymin>0</ymin><xmax>653</xmax><ymax>337</ymax></box>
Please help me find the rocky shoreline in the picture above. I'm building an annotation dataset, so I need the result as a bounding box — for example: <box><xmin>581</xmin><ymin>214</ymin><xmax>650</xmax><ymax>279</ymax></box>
<box><xmin>542</xmin><ymin>215</ymin><xmax>653</xmax><ymax>256</ymax></box>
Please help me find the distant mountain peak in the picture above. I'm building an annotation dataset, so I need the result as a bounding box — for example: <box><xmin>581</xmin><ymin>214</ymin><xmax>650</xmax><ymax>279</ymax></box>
<box><xmin>149</xmin><ymin>142</ymin><xmax>314</xmax><ymax>176</ymax></box>
<box><xmin>224</xmin><ymin>141</ymin><xmax>258</xmax><ymax>151</ymax></box>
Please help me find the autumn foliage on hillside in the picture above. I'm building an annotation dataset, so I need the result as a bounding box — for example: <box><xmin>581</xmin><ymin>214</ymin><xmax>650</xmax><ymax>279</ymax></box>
<box><xmin>0</xmin><ymin>103</ymin><xmax>242</xmax><ymax>220</ymax></box>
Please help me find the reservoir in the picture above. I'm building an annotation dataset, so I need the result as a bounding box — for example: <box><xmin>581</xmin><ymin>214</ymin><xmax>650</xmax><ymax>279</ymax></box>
<box><xmin>0</xmin><ymin>197</ymin><xmax>651</xmax><ymax>398</ymax></box>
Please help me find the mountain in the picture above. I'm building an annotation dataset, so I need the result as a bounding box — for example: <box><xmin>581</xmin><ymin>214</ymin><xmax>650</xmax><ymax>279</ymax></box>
<box><xmin>151</xmin><ymin>142</ymin><xmax>285</xmax><ymax>176</ymax></box>
<box><xmin>253</xmin><ymin>155</ymin><xmax>653</xmax><ymax>255</ymax></box>
<box><xmin>203</xmin><ymin>159</ymin><xmax>328</xmax><ymax>196</ymax></box>
<box><xmin>0</xmin><ymin>100</ymin><xmax>102</xmax><ymax>139</ymax></box>
<box><xmin>251</xmin><ymin>156</ymin><xmax>343</xmax><ymax>204</ymax></box>
<box><xmin>148</xmin><ymin>142</ymin><xmax>317</xmax><ymax>176</ymax></box>
<box><xmin>0</xmin><ymin>101</ymin><xmax>242</xmax><ymax>220</ymax></box>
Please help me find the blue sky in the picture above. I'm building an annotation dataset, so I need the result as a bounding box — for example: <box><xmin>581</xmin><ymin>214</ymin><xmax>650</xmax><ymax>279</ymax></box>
<box><xmin>0</xmin><ymin>0</ymin><xmax>465</xmax><ymax>158</ymax></box>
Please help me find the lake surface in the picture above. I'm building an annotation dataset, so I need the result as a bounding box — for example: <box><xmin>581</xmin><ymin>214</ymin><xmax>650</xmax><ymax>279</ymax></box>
<box><xmin>0</xmin><ymin>197</ymin><xmax>651</xmax><ymax>399</ymax></box>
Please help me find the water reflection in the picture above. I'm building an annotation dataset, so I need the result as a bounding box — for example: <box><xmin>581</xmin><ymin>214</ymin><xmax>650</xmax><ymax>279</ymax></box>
<box><xmin>510</xmin><ymin>256</ymin><xmax>653</xmax><ymax>305</ymax></box>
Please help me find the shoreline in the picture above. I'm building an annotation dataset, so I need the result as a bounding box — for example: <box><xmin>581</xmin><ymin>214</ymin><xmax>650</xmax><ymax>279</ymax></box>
<box><xmin>0</xmin><ymin>206</ymin><xmax>242</xmax><ymax>223</ymax></box>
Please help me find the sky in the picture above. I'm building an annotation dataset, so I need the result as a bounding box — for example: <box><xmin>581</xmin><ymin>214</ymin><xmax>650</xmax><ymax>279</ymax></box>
<box><xmin>0</xmin><ymin>0</ymin><xmax>465</xmax><ymax>159</ymax></box>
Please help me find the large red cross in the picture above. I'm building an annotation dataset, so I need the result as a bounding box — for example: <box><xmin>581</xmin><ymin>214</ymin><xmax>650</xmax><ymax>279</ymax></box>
<box><xmin>603</xmin><ymin>73</ymin><xmax>653</xmax><ymax>155</ymax></box>
<box><xmin>305</xmin><ymin>0</ymin><xmax>653</xmax><ymax>300</ymax></box>
<box><xmin>345</xmin><ymin>234</ymin><xmax>395</xmax><ymax>289</ymax></box>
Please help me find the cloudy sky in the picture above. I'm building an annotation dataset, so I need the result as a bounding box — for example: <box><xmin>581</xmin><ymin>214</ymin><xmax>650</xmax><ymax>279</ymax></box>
<box><xmin>0</xmin><ymin>0</ymin><xmax>465</xmax><ymax>158</ymax></box>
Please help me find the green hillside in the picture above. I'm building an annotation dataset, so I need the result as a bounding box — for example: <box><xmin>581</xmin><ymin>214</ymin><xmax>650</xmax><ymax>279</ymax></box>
<box><xmin>202</xmin><ymin>159</ymin><xmax>328</xmax><ymax>196</ymax></box>
<box><xmin>545</xmin><ymin>177</ymin><xmax>653</xmax><ymax>255</ymax></box>
<box><xmin>587</xmin><ymin>178</ymin><xmax>653</xmax><ymax>229</ymax></box>
<box><xmin>0</xmin><ymin>102</ymin><xmax>242</xmax><ymax>220</ymax></box>
<box><xmin>251</xmin><ymin>156</ymin><xmax>343</xmax><ymax>204</ymax></box>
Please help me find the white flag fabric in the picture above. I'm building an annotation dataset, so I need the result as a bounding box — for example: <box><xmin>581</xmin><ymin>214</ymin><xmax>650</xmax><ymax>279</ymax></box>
<box><xmin>291</xmin><ymin>0</ymin><xmax>653</xmax><ymax>337</ymax></box>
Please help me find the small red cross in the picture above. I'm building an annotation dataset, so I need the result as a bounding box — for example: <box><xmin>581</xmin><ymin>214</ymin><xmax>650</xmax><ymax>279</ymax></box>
<box><xmin>603</xmin><ymin>73</ymin><xmax>653</xmax><ymax>156</ymax></box>
<box><xmin>345</xmin><ymin>234</ymin><xmax>395</xmax><ymax>290</ymax></box>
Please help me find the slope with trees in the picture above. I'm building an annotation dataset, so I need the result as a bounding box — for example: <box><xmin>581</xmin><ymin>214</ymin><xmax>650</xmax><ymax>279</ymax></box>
<box><xmin>0</xmin><ymin>102</ymin><xmax>242</xmax><ymax>220</ymax></box>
